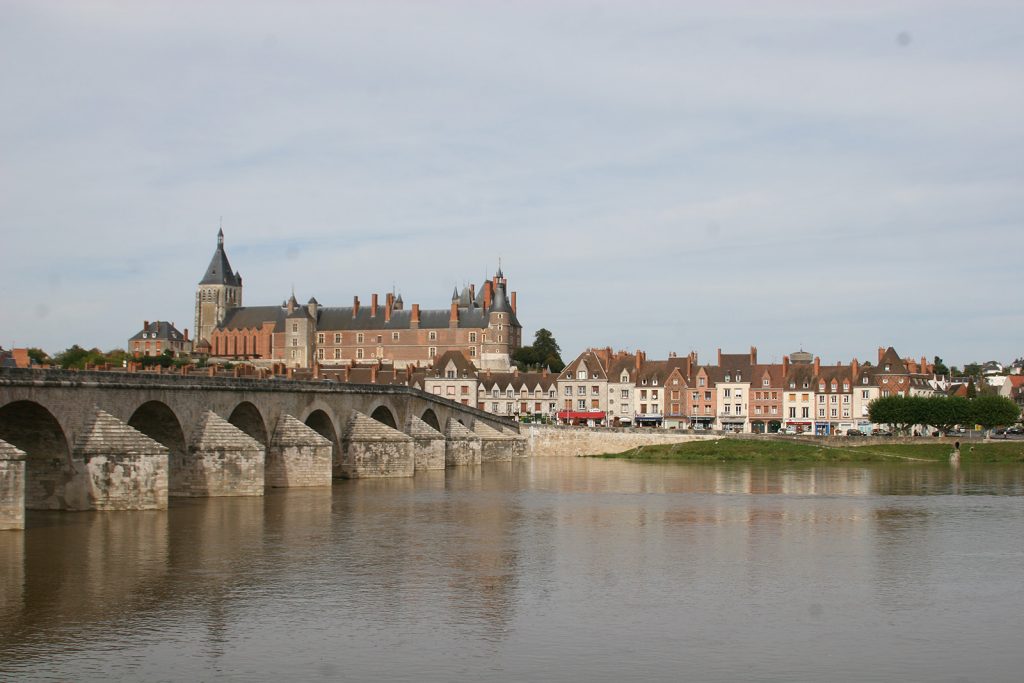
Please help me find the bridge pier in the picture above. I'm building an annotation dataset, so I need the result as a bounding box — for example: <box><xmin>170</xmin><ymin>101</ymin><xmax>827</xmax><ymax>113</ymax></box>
<box><xmin>473</xmin><ymin>422</ymin><xmax>515</xmax><ymax>462</ymax></box>
<box><xmin>0</xmin><ymin>439</ymin><xmax>26</xmax><ymax>530</ymax></box>
<box><xmin>72</xmin><ymin>410</ymin><xmax>169</xmax><ymax>511</ymax></box>
<box><xmin>267</xmin><ymin>415</ymin><xmax>333</xmax><ymax>487</ymax></box>
<box><xmin>445</xmin><ymin>419</ymin><xmax>482</xmax><ymax>466</ymax></box>
<box><xmin>177</xmin><ymin>411</ymin><xmax>265</xmax><ymax>497</ymax></box>
<box><xmin>406</xmin><ymin>415</ymin><xmax>446</xmax><ymax>471</ymax></box>
<box><xmin>340</xmin><ymin>410</ymin><xmax>415</xmax><ymax>478</ymax></box>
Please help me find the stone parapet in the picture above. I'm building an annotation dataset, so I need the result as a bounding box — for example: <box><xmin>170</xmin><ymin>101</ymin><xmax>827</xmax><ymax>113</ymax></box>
<box><xmin>73</xmin><ymin>409</ymin><xmax>169</xmax><ymax>510</ymax></box>
<box><xmin>526</xmin><ymin>424</ymin><xmax>711</xmax><ymax>457</ymax></box>
<box><xmin>180</xmin><ymin>411</ymin><xmax>265</xmax><ymax>497</ymax></box>
<box><xmin>406</xmin><ymin>415</ymin><xmax>445</xmax><ymax>471</ymax></box>
<box><xmin>445</xmin><ymin>419</ymin><xmax>481</xmax><ymax>467</ymax></box>
<box><xmin>341</xmin><ymin>411</ymin><xmax>415</xmax><ymax>478</ymax></box>
<box><xmin>0</xmin><ymin>439</ymin><xmax>26</xmax><ymax>530</ymax></box>
<box><xmin>267</xmin><ymin>415</ymin><xmax>333</xmax><ymax>488</ymax></box>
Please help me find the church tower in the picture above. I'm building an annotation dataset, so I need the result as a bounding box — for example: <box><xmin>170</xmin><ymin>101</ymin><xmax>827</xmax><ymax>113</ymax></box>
<box><xmin>194</xmin><ymin>229</ymin><xmax>242</xmax><ymax>346</ymax></box>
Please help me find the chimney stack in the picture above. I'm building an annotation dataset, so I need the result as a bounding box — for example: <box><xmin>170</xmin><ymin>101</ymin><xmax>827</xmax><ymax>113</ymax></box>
<box><xmin>384</xmin><ymin>300</ymin><xmax>391</xmax><ymax>323</ymax></box>
<box><xmin>184</xmin><ymin>328</ymin><xmax>189</xmax><ymax>341</ymax></box>
<box><xmin>717</xmin><ymin>348</ymin><xmax>722</xmax><ymax>365</ymax></box>
<box><xmin>450</xmin><ymin>302</ymin><xmax>459</xmax><ymax>326</ymax></box>
<box><xmin>783</xmin><ymin>355</ymin><xmax>790</xmax><ymax>374</ymax></box>
<box><xmin>750</xmin><ymin>346</ymin><xmax>758</xmax><ymax>364</ymax></box>
<box><xmin>469</xmin><ymin>283</ymin><xmax>476</xmax><ymax>302</ymax></box>
<box><xmin>814</xmin><ymin>356</ymin><xmax>821</xmax><ymax>375</ymax></box>
<box><xmin>411</xmin><ymin>303</ymin><xmax>420</xmax><ymax>328</ymax></box>
<box><xmin>353</xmin><ymin>296</ymin><xmax>360</xmax><ymax>317</ymax></box>
<box><xmin>371</xmin><ymin>293</ymin><xmax>378</xmax><ymax>318</ymax></box>
<box><xmin>144</xmin><ymin>320</ymin><xmax>149</xmax><ymax>331</ymax></box>
<box><xmin>511</xmin><ymin>291</ymin><xmax>517</xmax><ymax>313</ymax></box>
<box><xmin>851</xmin><ymin>357</ymin><xmax>859</xmax><ymax>379</ymax></box>
<box><xmin>878</xmin><ymin>347</ymin><xmax>885</xmax><ymax>363</ymax></box>
<box><xmin>386</xmin><ymin>292</ymin><xmax>394</xmax><ymax>310</ymax></box>
<box><xmin>483</xmin><ymin>281</ymin><xmax>492</xmax><ymax>309</ymax></box>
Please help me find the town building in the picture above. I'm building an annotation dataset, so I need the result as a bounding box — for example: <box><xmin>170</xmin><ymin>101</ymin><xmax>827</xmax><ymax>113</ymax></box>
<box><xmin>129</xmin><ymin>321</ymin><xmax>192</xmax><ymax>358</ymax></box>
<box><xmin>195</xmin><ymin>231</ymin><xmax>522</xmax><ymax>370</ymax></box>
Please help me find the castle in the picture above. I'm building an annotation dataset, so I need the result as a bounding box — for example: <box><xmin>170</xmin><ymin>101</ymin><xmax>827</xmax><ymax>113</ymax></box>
<box><xmin>194</xmin><ymin>230</ymin><xmax>522</xmax><ymax>370</ymax></box>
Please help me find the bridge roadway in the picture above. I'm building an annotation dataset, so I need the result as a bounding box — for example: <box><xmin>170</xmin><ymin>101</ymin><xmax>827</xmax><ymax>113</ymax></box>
<box><xmin>0</xmin><ymin>367</ymin><xmax>525</xmax><ymax>528</ymax></box>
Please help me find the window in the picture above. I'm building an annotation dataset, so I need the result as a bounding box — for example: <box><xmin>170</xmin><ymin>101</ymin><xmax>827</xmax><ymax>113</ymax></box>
<box><xmin>724</xmin><ymin>388</ymin><xmax>731</xmax><ymax>398</ymax></box>
<box><xmin>704</xmin><ymin>391</ymin><xmax>712</xmax><ymax>401</ymax></box>
<box><xmin>641</xmin><ymin>390</ymin><xmax>648</xmax><ymax>399</ymax></box>
<box><xmin>564</xmin><ymin>386</ymin><xmax>572</xmax><ymax>396</ymax></box>
<box><xmin>333</xmin><ymin>349</ymin><xmax>340</xmax><ymax>359</ymax></box>
<box><xmin>291</xmin><ymin>338</ymin><xmax>298</xmax><ymax>347</ymax></box>
<box><xmin>863</xmin><ymin>377</ymin><xmax>869</xmax><ymax>384</ymax></box>
<box><xmin>652</xmin><ymin>390</ymin><xmax>659</xmax><ymax>400</ymax></box>
<box><xmin>429</xmin><ymin>331</ymin><xmax>437</xmax><ymax>341</ymax></box>
<box><xmin>861</xmin><ymin>390</ymin><xmax>869</xmax><ymax>399</ymax></box>
<box><xmin>577</xmin><ymin>386</ymin><xmax>586</xmax><ymax>396</ymax></box>
<box><xmin>492</xmin><ymin>403</ymin><xmax>499</xmax><ymax>413</ymax></box>
<box><xmin>392</xmin><ymin>332</ymin><xmax>399</xmax><ymax>341</ymax></box>
<box><xmin>317</xmin><ymin>348</ymin><xmax>324</xmax><ymax>359</ymax></box>
<box><xmin>292</xmin><ymin>323</ymin><xmax>298</xmax><ymax>332</ymax></box>
<box><xmin>577</xmin><ymin>370</ymin><xmax>586</xmax><ymax>379</ymax></box>
<box><xmin>429</xmin><ymin>347</ymin><xmax>436</xmax><ymax>357</ymax></box>
<box><xmin>578</xmin><ymin>399</ymin><xmax>587</xmax><ymax>410</ymax></box>
<box><xmin>818</xmin><ymin>395</ymin><xmax>826</xmax><ymax>404</ymax></box>
<box><xmin>790</xmin><ymin>382</ymin><xmax>796</xmax><ymax>389</ymax></box>
<box><xmin>818</xmin><ymin>408</ymin><xmax>826</xmax><ymax>418</ymax></box>
<box><xmin>725</xmin><ymin>374</ymin><xmax>731</xmax><ymax>382</ymax></box>
<box><xmin>469</xmin><ymin>347</ymin><xmax>476</xmax><ymax>357</ymax></box>
<box><xmin>831</xmin><ymin>408</ymin><xmax>838</xmax><ymax>418</ymax></box>
<box><xmin>334</xmin><ymin>333</ymin><xmax>341</xmax><ymax>343</ymax></box>
<box><xmin>802</xmin><ymin>407</ymin><xmax>809</xmax><ymax>418</ymax></box>
<box><xmin>318</xmin><ymin>333</ymin><xmax>325</xmax><ymax>344</ymax></box>
<box><xmin>763</xmin><ymin>379</ymin><xmax>770</xmax><ymax>387</ymax></box>
<box><xmin>734</xmin><ymin>389</ymin><xmax>742</xmax><ymax>399</ymax></box>
<box><xmin>843</xmin><ymin>382</ymin><xmax>849</xmax><ymax>391</ymax></box>
<box><xmin>507</xmin><ymin>389</ymin><xmax>514</xmax><ymax>398</ymax></box>
<box><xmin>724</xmin><ymin>405</ymin><xmax>731</xmax><ymax>414</ymax></box>
<box><xmin>819</xmin><ymin>382</ymin><xmax>826</xmax><ymax>391</ymax></box>
<box><xmin>771</xmin><ymin>406</ymin><xmax>778</xmax><ymax>415</ymax></box>
<box><xmin>622</xmin><ymin>390</ymin><xmax>630</xmax><ymax>399</ymax></box>
<box><xmin>357</xmin><ymin>348</ymin><xmax>363</xmax><ymax>359</ymax></box>
<box><xmin>698</xmin><ymin>377</ymin><xmax>705</xmax><ymax>387</ymax></box>
<box><xmin>830</xmin><ymin>395</ymin><xmax>838</xmax><ymax>404</ymax></box>
<box><xmin>446</xmin><ymin>386</ymin><xmax>455</xmax><ymax>396</ymax></box>
<box><xmin>446</xmin><ymin>370</ymin><xmax>456</xmax><ymax>379</ymax></box>
<box><xmin>789</xmin><ymin>407</ymin><xmax>796</xmax><ymax>418</ymax></box>
<box><xmin>357</xmin><ymin>333</ymin><xmax>364</xmax><ymax>343</ymax></box>
<box><xmin>469</xmin><ymin>332</ymin><xmax>477</xmax><ymax>342</ymax></box>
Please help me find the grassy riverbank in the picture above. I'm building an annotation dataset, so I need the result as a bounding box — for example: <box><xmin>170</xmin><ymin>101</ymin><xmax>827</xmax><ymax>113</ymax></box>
<box><xmin>592</xmin><ymin>439</ymin><xmax>1024</xmax><ymax>463</ymax></box>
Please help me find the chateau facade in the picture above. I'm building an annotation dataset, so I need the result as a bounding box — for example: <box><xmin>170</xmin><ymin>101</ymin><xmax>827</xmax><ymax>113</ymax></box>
<box><xmin>194</xmin><ymin>232</ymin><xmax>523</xmax><ymax>370</ymax></box>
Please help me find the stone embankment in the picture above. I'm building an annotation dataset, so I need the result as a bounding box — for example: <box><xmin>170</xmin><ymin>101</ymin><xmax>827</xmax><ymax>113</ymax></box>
<box><xmin>526</xmin><ymin>425</ymin><xmax>712</xmax><ymax>457</ymax></box>
<box><xmin>525</xmin><ymin>425</ymin><xmax>966</xmax><ymax>457</ymax></box>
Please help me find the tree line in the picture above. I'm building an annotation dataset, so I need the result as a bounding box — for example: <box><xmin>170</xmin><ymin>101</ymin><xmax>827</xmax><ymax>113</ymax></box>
<box><xmin>868</xmin><ymin>394</ymin><xmax>1020</xmax><ymax>433</ymax></box>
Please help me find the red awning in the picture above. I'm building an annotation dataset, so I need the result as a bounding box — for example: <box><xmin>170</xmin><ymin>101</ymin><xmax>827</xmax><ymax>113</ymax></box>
<box><xmin>558</xmin><ymin>411</ymin><xmax>606</xmax><ymax>420</ymax></box>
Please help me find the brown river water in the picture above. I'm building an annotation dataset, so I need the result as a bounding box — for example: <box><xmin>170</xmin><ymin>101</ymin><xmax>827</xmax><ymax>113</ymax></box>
<box><xmin>2</xmin><ymin>457</ymin><xmax>1023</xmax><ymax>682</ymax></box>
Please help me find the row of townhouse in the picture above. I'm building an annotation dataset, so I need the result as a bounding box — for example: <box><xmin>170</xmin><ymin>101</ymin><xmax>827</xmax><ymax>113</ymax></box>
<box><xmin>552</xmin><ymin>345</ymin><xmax>946</xmax><ymax>434</ymax></box>
<box><xmin>324</xmin><ymin>345</ymin><xmax>946</xmax><ymax>431</ymax></box>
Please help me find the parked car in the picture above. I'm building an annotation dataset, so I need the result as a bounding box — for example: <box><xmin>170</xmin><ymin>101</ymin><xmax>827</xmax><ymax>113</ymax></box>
<box><xmin>1007</xmin><ymin>426</ymin><xmax>1024</xmax><ymax>435</ymax></box>
<box><xmin>845</xmin><ymin>429</ymin><xmax>865</xmax><ymax>437</ymax></box>
<box><xmin>871</xmin><ymin>428</ymin><xmax>893</xmax><ymax>437</ymax></box>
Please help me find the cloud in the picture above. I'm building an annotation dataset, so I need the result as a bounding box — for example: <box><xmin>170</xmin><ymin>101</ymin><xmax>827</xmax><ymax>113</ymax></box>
<box><xmin>0</xmin><ymin>0</ymin><xmax>1021</xmax><ymax>366</ymax></box>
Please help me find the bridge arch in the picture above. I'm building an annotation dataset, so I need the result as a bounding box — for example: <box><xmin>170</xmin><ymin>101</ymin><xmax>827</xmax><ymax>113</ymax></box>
<box><xmin>303</xmin><ymin>409</ymin><xmax>341</xmax><ymax>475</ymax></box>
<box><xmin>0</xmin><ymin>400</ymin><xmax>71</xmax><ymax>509</ymax></box>
<box><xmin>420</xmin><ymin>408</ymin><xmax>441</xmax><ymax>432</ymax></box>
<box><xmin>228</xmin><ymin>401</ymin><xmax>269</xmax><ymax>445</ymax></box>
<box><xmin>128</xmin><ymin>401</ymin><xmax>187</xmax><ymax>496</ymax></box>
<box><xmin>369</xmin><ymin>405</ymin><xmax>397</xmax><ymax>429</ymax></box>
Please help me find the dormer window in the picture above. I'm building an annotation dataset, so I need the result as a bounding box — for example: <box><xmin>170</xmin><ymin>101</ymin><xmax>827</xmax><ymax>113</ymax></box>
<box><xmin>862</xmin><ymin>377</ymin><xmax>868</xmax><ymax>384</ymax></box>
<box><xmin>819</xmin><ymin>382</ymin><xmax>826</xmax><ymax>391</ymax></box>
<box><xmin>763</xmin><ymin>379</ymin><xmax>769</xmax><ymax>387</ymax></box>
<box><xmin>725</xmin><ymin>374</ymin><xmax>731</xmax><ymax>382</ymax></box>
<box><xmin>642</xmin><ymin>379</ymin><xmax>647</xmax><ymax>385</ymax></box>
<box><xmin>577</xmin><ymin>370</ymin><xmax>586</xmax><ymax>380</ymax></box>
<box><xmin>621</xmin><ymin>374</ymin><xmax>628</xmax><ymax>382</ymax></box>
<box><xmin>736</xmin><ymin>373</ymin><xmax>741</xmax><ymax>381</ymax></box>
<box><xmin>802</xmin><ymin>382</ymin><xmax>809</xmax><ymax>389</ymax></box>
<box><xmin>652</xmin><ymin>379</ymin><xmax>658</xmax><ymax>386</ymax></box>
<box><xmin>831</xmin><ymin>382</ymin><xmax>837</xmax><ymax>392</ymax></box>
<box><xmin>790</xmin><ymin>381</ymin><xmax>796</xmax><ymax>389</ymax></box>
<box><xmin>884</xmin><ymin>364</ymin><xmax>891</xmax><ymax>371</ymax></box>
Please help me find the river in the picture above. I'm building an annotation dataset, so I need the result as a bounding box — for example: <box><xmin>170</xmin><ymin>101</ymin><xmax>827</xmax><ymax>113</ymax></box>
<box><xmin>2</xmin><ymin>458</ymin><xmax>1023</xmax><ymax>682</ymax></box>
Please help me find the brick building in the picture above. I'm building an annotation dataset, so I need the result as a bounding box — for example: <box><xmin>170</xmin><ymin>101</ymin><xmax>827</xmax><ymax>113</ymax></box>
<box><xmin>196</xmin><ymin>231</ymin><xmax>522</xmax><ymax>370</ymax></box>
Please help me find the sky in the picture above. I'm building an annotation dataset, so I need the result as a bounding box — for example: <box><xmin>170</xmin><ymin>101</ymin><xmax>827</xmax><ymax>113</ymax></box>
<box><xmin>1</xmin><ymin>0</ymin><xmax>1021</xmax><ymax>368</ymax></box>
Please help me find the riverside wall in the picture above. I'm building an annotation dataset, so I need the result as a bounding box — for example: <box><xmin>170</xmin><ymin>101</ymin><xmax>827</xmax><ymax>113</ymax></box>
<box><xmin>526</xmin><ymin>425</ymin><xmax>712</xmax><ymax>457</ymax></box>
<box><xmin>525</xmin><ymin>425</ymin><xmax>969</xmax><ymax>457</ymax></box>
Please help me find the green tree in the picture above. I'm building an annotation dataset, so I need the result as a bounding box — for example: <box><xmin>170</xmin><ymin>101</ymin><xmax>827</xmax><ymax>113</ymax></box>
<box><xmin>969</xmin><ymin>395</ymin><xmax>1020</xmax><ymax>430</ymax></box>
<box><xmin>932</xmin><ymin>356</ymin><xmax>949</xmax><ymax>376</ymax></box>
<box><xmin>927</xmin><ymin>395</ymin><xmax>970</xmax><ymax>433</ymax></box>
<box><xmin>513</xmin><ymin>328</ymin><xmax>565</xmax><ymax>372</ymax></box>
<box><xmin>54</xmin><ymin>344</ymin><xmax>92</xmax><ymax>369</ymax></box>
<box><xmin>26</xmin><ymin>347</ymin><xmax>51</xmax><ymax>365</ymax></box>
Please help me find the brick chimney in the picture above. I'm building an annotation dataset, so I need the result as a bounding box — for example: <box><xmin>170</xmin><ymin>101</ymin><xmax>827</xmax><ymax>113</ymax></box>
<box><xmin>511</xmin><ymin>291</ymin><xmax>517</xmax><ymax>313</ymax></box>
<box><xmin>717</xmin><ymin>348</ymin><xmax>722</xmax><ymax>365</ymax></box>
<box><xmin>750</xmin><ymin>346</ymin><xmax>757</xmax><ymax>364</ymax></box>
<box><xmin>353</xmin><ymin>296</ymin><xmax>360</xmax><ymax>317</ymax></box>
<box><xmin>878</xmin><ymin>347</ymin><xmax>885</xmax><ymax>363</ymax></box>
<box><xmin>144</xmin><ymin>320</ymin><xmax>149</xmax><ymax>331</ymax></box>
<box><xmin>450</xmin><ymin>302</ymin><xmax>458</xmax><ymax>327</ymax></box>
<box><xmin>851</xmin><ymin>357</ymin><xmax>860</xmax><ymax>380</ymax></box>
<box><xmin>184</xmin><ymin>328</ymin><xmax>189</xmax><ymax>341</ymax></box>
<box><xmin>371</xmin><ymin>293</ymin><xmax>378</xmax><ymax>318</ymax></box>
<box><xmin>411</xmin><ymin>303</ymin><xmax>420</xmax><ymax>328</ymax></box>
<box><xmin>783</xmin><ymin>355</ymin><xmax>790</xmax><ymax>374</ymax></box>
<box><xmin>384</xmin><ymin>300</ymin><xmax>391</xmax><ymax>323</ymax></box>
<box><xmin>814</xmin><ymin>356</ymin><xmax>821</xmax><ymax>375</ymax></box>
<box><xmin>386</xmin><ymin>292</ymin><xmax>394</xmax><ymax>310</ymax></box>
<box><xmin>469</xmin><ymin>283</ymin><xmax>476</xmax><ymax>302</ymax></box>
<box><xmin>483</xmin><ymin>281</ymin><xmax>492</xmax><ymax>309</ymax></box>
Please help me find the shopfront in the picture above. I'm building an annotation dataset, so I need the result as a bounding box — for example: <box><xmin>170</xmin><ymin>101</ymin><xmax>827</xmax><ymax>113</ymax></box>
<box><xmin>557</xmin><ymin>410</ymin><xmax>606</xmax><ymax>427</ymax></box>
<box><xmin>635</xmin><ymin>414</ymin><xmax>663</xmax><ymax>428</ymax></box>
<box><xmin>690</xmin><ymin>416</ymin><xmax>714</xmax><ymax>430</ymax></box>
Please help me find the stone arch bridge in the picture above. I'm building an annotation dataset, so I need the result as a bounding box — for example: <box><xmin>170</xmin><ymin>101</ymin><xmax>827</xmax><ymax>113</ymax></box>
<box><xmin>0</xmin><ymin>368</ymin><xmax>525</xmax><ymax>529</ymax></box>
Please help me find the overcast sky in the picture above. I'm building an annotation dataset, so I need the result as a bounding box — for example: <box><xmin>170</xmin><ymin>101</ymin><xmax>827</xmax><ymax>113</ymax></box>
<box><xmin>1</xmin><ymin>1</ymin><xmax>1021</xmax><ymax>367</ymax></box>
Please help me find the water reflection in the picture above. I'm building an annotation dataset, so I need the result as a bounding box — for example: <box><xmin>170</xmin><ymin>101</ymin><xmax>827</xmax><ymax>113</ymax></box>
<box><xmin>1</xmin><ymin>459</ymin><xmax>1023</xmax><ymax>682</ymax></box>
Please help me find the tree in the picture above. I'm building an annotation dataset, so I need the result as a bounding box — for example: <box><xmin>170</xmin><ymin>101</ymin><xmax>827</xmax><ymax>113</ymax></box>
<box><xmin>932</xmin><ymin>356</ymin><xmax>949</xmax><ymax>376</ymax></box>
<box><xmin>927</xmin><ymin>396</ymin><xmax>970</xmax><ymax>433</ymax></box>
<box><xmin>969</xmin><ymin>395</ymin><xmax>1020</xmax><ymax>430</ymax></box>
<box><xmin>513</xmin><ymin>328</ymin><xmax>565</xmax><ymax>372</ymax></box>
<box><xmin>26</xmin><ymin>347</ymin><xmax>51</xmax><ymax>365</ymax></box>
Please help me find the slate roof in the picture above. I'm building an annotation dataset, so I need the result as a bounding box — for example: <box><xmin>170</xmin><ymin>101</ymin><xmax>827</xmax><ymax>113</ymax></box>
<box><xmin>429</xmin><ymin>350</ymin><xmax>477</xmax><ymax>377</ymax></box>
<box><xmin>199</xmin><ymin>230</ymin><xmax>241</xmax><ymax>287</ymax></box>
<box><xmin>129</xmin><ymin>321</ymin><xmax>187</xmax><ymax>342</ymax></box>
<box><xmin>219</xmin><ymin>306</ymin><xmax>286</xmax><ymax>332</ymax></box>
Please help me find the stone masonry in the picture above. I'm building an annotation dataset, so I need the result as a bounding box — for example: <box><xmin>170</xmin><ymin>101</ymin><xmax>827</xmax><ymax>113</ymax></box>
<box><xmin>473</xmin><ymin>422</ymin><xmax>514</xmax><ymax>463</ymax></box>
<box><xmin>526</xmin><ymin>424</ymin><xmax>710</xmax><ymax>457</ymax></box>
<box><xmin>180</xmin><ymin>411</ymin><xmax>265</xmax><ymax>497</ymax></box>
<box><xmin>445</xmin><ymin>419</ymin><xmax>482</xmax><ymax>467</ymax></box>
<box><xmin>73</xmin><ymin>409</ymin><xmax>169</xmax><ymax>511</ymax></box>
<box><xmin>0</xmin><ymin>439</ymin><xmax>26</xmax><ymax>530</ymax></box>
<box><xmin>267</xmin><ymin>414</ymin><xmax>333</xmax><ymax>488</ymax></box>
<box><xmin>405</xmin><ymin>415</ymin><xmax>446</xmax><ymax>471</ymax></box>
<box><xmin>341</xmin><ymin>410</ymin><xmax>415</xmax><ymax>478</ymax></box>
